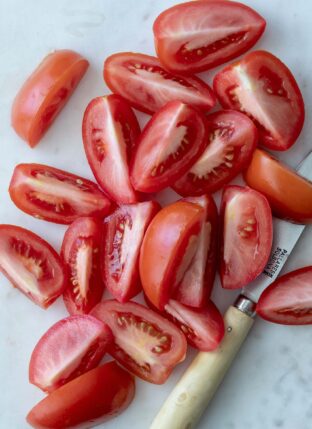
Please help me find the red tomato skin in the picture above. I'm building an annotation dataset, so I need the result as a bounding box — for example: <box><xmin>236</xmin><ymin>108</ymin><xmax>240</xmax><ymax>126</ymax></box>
<box><xmin>12</xmin><ymin>50</ymin><xmax>89</xmax><ymax>147</ymax></box>
<box><xmin>27</xmin><ymin>362</ymin><xmax>135</xmax><ymax>429</ymax></box>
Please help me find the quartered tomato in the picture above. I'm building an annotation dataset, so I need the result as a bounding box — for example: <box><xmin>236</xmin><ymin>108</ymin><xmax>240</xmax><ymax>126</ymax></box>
<box><xmin>9</xmin><ymin>163</ymin><xmax>111</xmax><ymax>224</ymax></box>
<box><xmin>174</xmin><ymin>195</ymin><xmax>218</xmax><ymax>308</ymax></box>
<box><xmin>130</xmin><ymin>101</ymin><xmax>207</xmax><ymax>193</ymax></box>
<box><xmin>213</xmin><ymin>50</ymin><xmax>305</xmax><ymax>151</ymax></box>
<box><xmin>257</xmin><ymin>266</ymin><xmax>312</xmax><ymax>325</ymax></box>
<box><xmin>0</xmin><ymin>225</ymin><xmax>66</xmax><ymax>308</ymax></box>
<box><xmin>173</xmin><ymin>110</ymin><xmax>257</xmax><ymax>196</ymax></box>
<box><xmin>61</xmin><ymin>217</ymin><xmax>104</xmax><ymax>315</ymax></box>
<box><xmin>12</xmin><ymin>50</ymin><xmax>89</xmax><ymax>148</ymax></box>
<box><xmin>153</xmin><ymin>1</ymin><xmax>266</xmax><ymax>74</ymax></box>
<box><xmin>103</xmin><ymin>52</ymin><xmax>216</xmax><ymax>114</ymax></box>
<box><xmin>140</xmin><ymin>201</ymin><xmax>205</xmax><ymax>310</ymax></box>
<box><xmin>220</xmin><ymin>186</ymin><xmax>273</xmax><ymax>289</ymax></box>
<box><xmin>102</xmin><ymin>201</ymin><xmax>160</xmax><ymax>303</ymax></box>
<box><xmin>29</xmin><ymin>315</ymin><xmax>112</xmax><ymax>392</ymax></box>
<box><xmin>82</xmin><ymin>95</ymin><xmax>140</xmax><ymax>204</ymax></box>
<box><xmin>91</xmin><ymin>300</ymin><xmax>187</xmax><ymax>384</ymax></box>
<box><xmin>245</xmin><ymin>149</ymin><xmax>312</xmax><ymax>224</ymax></box>
<box><xmin>27</xmin><ymin>362</ymin><xmax>135</xmax><ymax>429</ymax></box>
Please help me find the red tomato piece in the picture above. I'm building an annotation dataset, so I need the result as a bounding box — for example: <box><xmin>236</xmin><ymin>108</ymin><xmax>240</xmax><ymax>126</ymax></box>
<box><xmin>257</xmin><ymin>266</ymin><xmax>312</xmax><ymax>325</ymax></box>
<box><xmin>61</xmin><ymin>217</ymin><xmax>104</xmax><ymax>315</ymax></box>
<box><xmin>27</xmin><ymin>361</ymin><xmax>135</xmax><ymax>429</ymax></box>
<box><xmin>0</xmin><ymin>225</ymin><xmax>66</xmax><ymax>308</ymax></box>
<box><xmin>29</xmin><ymin>315</ymin><xmax>112</xmax><ymax>392</ymax></box>
<box><xmin>220</xmin><ymin>186</ymin><xmax>273</xmax><ymax>289</ymax></box>
<box><xmin>102</xmin><ymin>201</ymin><xmax>160</xmax><ymax>303</ymax></box>
<box><xmin>91</xmin><ymin>300</ymin><xmax>187</xmax><ymax>384</ymax></box>
<box><xmin>103</xmin><ymin>52</ymin><xmax>216</xmax><ymax>114</ymax></box>
<box><xmin>173</xmin><ymin>110</ymin><xmax>258</xmax><ymax>196</ymax></box>
<box><xmin>82</xmin><ymin>95</ymin><xmax>140</xmax><ymax>204</ymax></box>
<box><xmin>174</xmin><ymin>195</ymin><xmax>218</xmax><ymax>307</ymax></box>
<box><xmin>9</xmin><ymin>163</ymin><xmax>112</xmax><ymax>224</ymax></box>
<box><xmin>213</xmin><ymin>50</ymin><xmax>305</xmax><ymax>151</ymax></box>
<box><xmin>130</xmin><ymin>101</ymin><xmax>207</xmax><ymax>193</ymax></box>
<box><xmin>153</xmin><ymin>1</ymin><xmax>266</xmax><ymax>75</ymax></box>
<box><xmin>12</xmin><ymin>50</ymin><xmax>89</xmax><ymax>148</ymax></box>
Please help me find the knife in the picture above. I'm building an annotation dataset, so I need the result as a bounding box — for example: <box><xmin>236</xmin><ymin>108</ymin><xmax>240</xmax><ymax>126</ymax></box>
<box><xmin>150</xmin><ymin>151</ymin><xmax>312</xmax><ymax>429</ymax></box>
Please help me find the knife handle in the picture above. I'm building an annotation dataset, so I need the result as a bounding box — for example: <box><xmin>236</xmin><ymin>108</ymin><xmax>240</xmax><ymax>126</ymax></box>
<box><xmin>150</xmin><ymin>302</ymin><xmax>255</xmax><ymax>429</ymax></box>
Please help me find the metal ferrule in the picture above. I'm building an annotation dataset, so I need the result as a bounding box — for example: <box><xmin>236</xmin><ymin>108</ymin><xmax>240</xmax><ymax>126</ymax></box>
<box><xmin>234</xmin><ymin>294</ymin><xmax>257</xmax><ymax>318</ymax></box>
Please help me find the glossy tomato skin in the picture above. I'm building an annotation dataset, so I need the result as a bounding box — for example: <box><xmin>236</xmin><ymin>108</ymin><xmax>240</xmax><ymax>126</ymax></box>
<box><xmin>245</xmin><ymin>149</ymin><xmax>312</xmax><ymax>224</ymax></box>
<box><xmin>12</xmin><ymin>50</ymin><xmax>89</xmax><ymax>148</ymax></box>
<box><xmin>213</xmin><ymin>50</ymin><xmax>305</xmax><ymax>151</ymax></box>
<box><xmin>257</xmin><ymin>266</ymin><xmax>312</xmax><ymax>325</ymax></box>
<box><xmin>82</xmin><ymin>95</ymin><xmax>140</xmax><ymax>204</ymax></box>
<box><xmin>220</xmin><ymin>186</ymin><xmax>273</xmax><ymax>289</ymax></box>
<box><xmin>61</xmin><ymin>217</ymin><xmax>104</xmax><ymax>315</ymax></box>
<box><xmin>153</xmin><ymin>1</ymin><xmax>266</xmax><ymax>75</ymax></box>
<box><xmin>104</xmin><ymin>52</ymin><xmax>216</xmax><ymax>114</ymax></box>
<box><xmin>9</xmin><ymin>163</ymin><xmax>112</xmax><ymax>224</ymax></box>
<box><xmin>0</xmin><ymin>225</ymin><xmax>66</xmax><ymax>308</ymax></box>
<box><xmin>91</xmin><ymin>300</ymin><xmax>187</xmax><ymax>384</ymax></box>
<box><xmin>27</xmin><ymin>361</ymin><xmax>135</xmax><ymax>429</ymax></box>
<box><xmin>29</xmin><ymin>315</ymin><xmax>112</xmax><ymax>392</ymax></box>
<box><xmin>173</xmin><ymin>110</ymin><xmax>258</xmax><ymax>196</ymax></box>
<box><xmin>130</xmin><ymin>101</ymin><xmax>208</xmax><ymax>193</ymax></box>
<box><xmin>102</xmin><ymin>201</ymin><xmax>160</xmax><ymax>303</ymax></box>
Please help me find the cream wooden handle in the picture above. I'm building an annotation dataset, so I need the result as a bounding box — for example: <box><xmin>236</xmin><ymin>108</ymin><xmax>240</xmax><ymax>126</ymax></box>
<box><xmin>150</xmin><ymin>305</ymin><xmax>254</xmax><ymax>429</ymax></box>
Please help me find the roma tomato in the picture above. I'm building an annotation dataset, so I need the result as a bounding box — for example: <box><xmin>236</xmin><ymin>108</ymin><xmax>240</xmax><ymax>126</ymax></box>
<box><xmin>27</xmin><ymin>361</ymin><xmax>135</xmax><ymax>429</ymax></box>
<box><xmin>153</xmin><ymin>1</ymin><xmax>266</xmax><ymax>74</ymax></box>
<box><xmin>12</xmin><ymin>50</ymin><xmax>89</xmax><ymax>148</ymax></box>
<box><xmin>9</xmin><ymin>163</ymin><xmax>111</xmax><ymax>224</ymax></box>
<box><xmin>130</xmin><ymin>101</ymin><xmax>207</xmax><ymax>193</ymax></box>
<box><xmin>257</xmin><ymin>266</ymin><xmax>312</xmax><ymax>325</ymax></box>
<box><xmin>174</xmin><ymin>195</ymin><xmax>218</xmax><ymax>308</ymax></box>
<box><xmin>220</xmin><ymin>186</ymin><xmax>272</xmax><ymax>289</ymax></box>
<box><xmin>61</xmin><ymin>217</ymin><xmax>104</xmax><ymax>315</ymax></box>
<box><xmin>140</xmin><ymin>201</ymin><xmax>205</xmax><ymax>310</ymax></box>
<box><xmin>91</xmin><ymin>300</ymin><xmax>187</xmax><ymax>384</ymax></box>
<box><xmin>245</xmin><ymin>149</ymin><xmax>312</xmax><ymax>224</ymax></box>
<box><xmin>173</xmin><ymin>110</ymin><xmax>258</xmax><ymax>196</ymax></box>
<box><xmin>0</xmin><ymin>225</ymin><xmax>66</xmax><ymax>308</ymax></box>
<box><xmin>102</xmin><ymin>201</ymin><xmax>160</xmax><ymax>303</ymax></box>
<box><xmin>213</xmin><ymin>50</ymin><xmax>305</xmax><ymax>151</ymax></box>
<box><xmin>103</xmin><ymin>52</ymin><xmax>216</xmax><ymax>114</ymax></box>
<box><xmin>82</xmin><ymin>95</ymin><xmax>140</xmax><ymax>204</ymax></box>
<box><xmin>29</xmin><ymin>315</ymin><xmax>112</xmax><ymax>392</ymax></box>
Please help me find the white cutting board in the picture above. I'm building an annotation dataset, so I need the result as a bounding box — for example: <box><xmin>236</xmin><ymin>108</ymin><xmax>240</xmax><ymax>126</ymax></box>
<box><xmin>1</xmin><ymin>1</ymin><xmax>312</xmax><ymax>428</ymax></box>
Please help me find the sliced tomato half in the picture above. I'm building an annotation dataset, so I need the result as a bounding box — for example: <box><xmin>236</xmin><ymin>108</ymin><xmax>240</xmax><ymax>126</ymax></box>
<box><xmin>104</xmin><ymin>52</ymin><xmax>216</xmax><ymax>114</ymax></box>
<box><xmin>102</xmin><ymin>201</ymin><xmax>160</xmax><ymax>303</ymax></box>
<box><xmin>220</xmin><ymin>186</ymin><xmax>273</xmax><ymax>289</ymax></box>
<box><xmin>9</xmin><ymin>163</ymin><xmax>112</xmax><ymax>224</ymax></box>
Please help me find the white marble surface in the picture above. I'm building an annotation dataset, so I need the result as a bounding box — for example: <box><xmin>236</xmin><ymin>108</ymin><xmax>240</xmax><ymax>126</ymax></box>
<box><xmin>1</xmin><ymin>0</ymin><xmax>312</xmax><ymax>428</ymax></box>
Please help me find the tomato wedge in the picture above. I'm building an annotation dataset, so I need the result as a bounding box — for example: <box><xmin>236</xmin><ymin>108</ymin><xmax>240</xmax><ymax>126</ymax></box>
<box><xmin>0</xmin><ymin>225</ymin><xmax>66</xmax><ymax>308</ymax></box>
<box><xmin>12</xmin><ymin>50</ymin><xmax>89</xmax><ymax>148</ymax></box>
<box><xmin>245</xmin><ymin>149</ymin><xmax>312</xmax><ymax>224</ymax></box>
<box><xmin>29</xmin><ymin>315</ymin><xmax>112</xmax><ymax>392</ymax></box>
<box><xmin>61</xmin><ymin>217</ymin><xmax>104</xmax><ymax>315</ymax></box>
<box><xmin>220</xmin><ymin>186</ymin><xmax>273</xmax><ymax>289</ymax></box>
<box><xmin>130</xmin><ymin>101</ymin><xmax>207</xmax><ymax>193</ymax></box>
<box><xmin>174</xmin><ymin>195</ymin><xmax>218</xmax><ymax>307</ymax></box>
<box><xmin>82</xmin><ymin>94</ymin><xmax>140</xmax><ymax>204</ymax></box>
<box><xmin>103</xmin><ymin>52</ymin><xmax>216</xmax><ymax>114</ymax></box>
<box><xmin>91</xmin><ymin>300</ymin><xmax>187</xmax><ymax>384</ymax></box>
<box><xmin>213</xmin><ymin>50</ymin><xmax>305</xmax><ymax>151</ymax></box>
<box><xmin>173</xmin><ymin>110</ymin><xmax>257</xmax><ymax>196</ymax></box>
<box><xmin>102</xmin><ymin>201</ymin><xmax>160</xmax><ymax>302</ymax></box>
<box><xmin>9</xmin><ymin>163</ymin><xmax>111</xmax><ymax>224</ymax></box>
<box><xmin>153</xmin><ymin>0</ymin><xmax>266</xmax><ymax>75</ymax></box>
<box><xmin>27</xmin><ymin>361</ymin><xmax>135</xmax><ymax>429</ymax></box>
